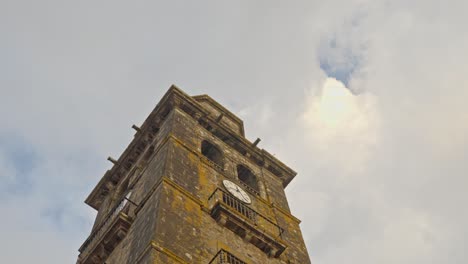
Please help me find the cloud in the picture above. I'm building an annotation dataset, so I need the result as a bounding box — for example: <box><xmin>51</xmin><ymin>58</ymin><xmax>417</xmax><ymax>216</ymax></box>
<box><xmin>1</xmin><ymin>0</ymin><xmax>468</xmax><ymax>263</ymax></box>
<box><xmin>301</xmin><ymin>78</ymin><xmax>379</xmax><ymax>174</ymax></box>
<box><xmin>0</xmin><ymin>148</ymin><xmax>17</xmax><ymax>191</ymax></box>
<box><xmin>285</xmin><ymin>2</ymin><xmax>468</xmax><ymax>263</ymax></box>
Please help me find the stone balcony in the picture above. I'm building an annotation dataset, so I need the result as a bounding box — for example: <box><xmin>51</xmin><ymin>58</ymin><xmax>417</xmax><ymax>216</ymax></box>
<box><xmin>208</xmin><ymin>249</ymin><xmax>247</xmax><ymax>264</ymax></box>
<box><xmin>208</xmin><ymin>188</ymin><xmax>287</xmax><ymax>258</ymax></box>
<box><xmin>77</xmin><ymin>197</ymin><xmax>133</xmax><ymax>264</ymax></box>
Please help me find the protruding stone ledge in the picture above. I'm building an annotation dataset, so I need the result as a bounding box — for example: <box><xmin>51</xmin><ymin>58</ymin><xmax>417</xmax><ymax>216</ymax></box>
<box><xmin>208</xmin><ymin>189</ymin><xmax>287</xmax><ymax>258</ymax></box>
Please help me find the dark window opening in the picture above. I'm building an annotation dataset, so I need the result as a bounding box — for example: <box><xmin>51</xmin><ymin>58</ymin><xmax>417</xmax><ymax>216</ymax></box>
<box><xmin>250</xmin><ymin>236</ymin><xmax>273</xmax><ymax>255</ymax></box>
<box><xmin>237</xmin><ymin>165</ymin><xmax>259</xmax><ymax>193</ymax></box>
<box><xmin>142</xmin><ymin>146</ymin><xmax>155</xmax><ymax>163</ymax></box>
<box><xmin>267</xmin><ymin>165</ymin><xmax>282</xmax><ymax>178</ymax></box>
<box><xmin>160</xmin><ymin>107</ymin><xmax>171</xmax><ymax>120</ymax></box>
<box><xmin>225</xmin><ymin>220</ymin><xmax>246</xmax><ymax>238</ymax></box>
<box><xmin>201</xmin><ymin>140</ymin><xmax>224</xmax><ymax>168</ymax></box>
<box><xmin>124</xmin><ymin>158</ymin><xmax>135</xmax><ymax>170</ymax></box>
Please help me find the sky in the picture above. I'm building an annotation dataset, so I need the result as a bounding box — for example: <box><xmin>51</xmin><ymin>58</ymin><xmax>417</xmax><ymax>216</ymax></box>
<box><xmin>1</xmin><ymin>0</ymin><xmax>467</xmax><ymax>263</ymax></box>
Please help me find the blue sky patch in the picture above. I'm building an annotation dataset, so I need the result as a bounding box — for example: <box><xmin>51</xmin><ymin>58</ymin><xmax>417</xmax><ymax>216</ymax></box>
<box><xmin>319</xmin><ymin>36</ymin><xmax>363</xmax><ymax>88</ymax></box>
<box><xmin>0</xmin><ymin>134</ymin><xmax>38</xmax><ymax>196</ymax></box>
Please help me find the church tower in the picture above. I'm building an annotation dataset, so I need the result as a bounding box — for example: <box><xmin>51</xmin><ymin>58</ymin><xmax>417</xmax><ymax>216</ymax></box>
<box><xmin>77</xmin><ymin>86</ymin><xmax>311</xmax><ymax>264</ymax></box>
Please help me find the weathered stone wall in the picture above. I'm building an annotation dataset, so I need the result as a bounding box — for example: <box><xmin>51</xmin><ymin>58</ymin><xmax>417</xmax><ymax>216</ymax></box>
<box><xmin>274</xmin><ymin>209</ymin><xmax>311</xmax><ymax>263</ymax></box>
<box><xmin>197</xmin><ymin>100</ymin><xmax>243</xmax><ymax>135</ymax></box>
<box><xmin>104</xmin><ymin>110</ymin><xmax>177</xmax><ymax>264</ymax></box>
<box><xmin>135</xmin><ymin>108</ymin><xmax>311</xmax><ymax>264</ymax></box>
<box><xmin>90</xmin><ymin>191</ymin><xmax>113</xmax><ymax>232</ymax></box>
<box><xmin>82</xmin><ymin>92</ymin><xmax>311</xmax><ymax>264</ymax></box>
<box><xmin>104</xmin><ymin>185</ymin><xmax>164</xmax><ymax>264</ymax></box>
<box><xmin>262</xmin><ymin>169</ymin><xmax>291</xmax><ymax>213</ymax></box>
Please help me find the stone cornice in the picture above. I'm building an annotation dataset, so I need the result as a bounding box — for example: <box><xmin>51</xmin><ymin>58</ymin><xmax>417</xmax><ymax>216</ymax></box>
<box><xmin>84</xmin><ymin>86</ymin><xmax>182</xmax><ymax>210</ymax></box>
<box><xmin>85</xmin><ymin>85</ymin><xmax>297</xmax><ymax>211</ymax></box>
<box><xmin>192</xmin><ymin>94</ymin><xmax>245</xmax><ymax>136</ymax></box>
<box><xmin>272</xmin><ymin>203</ymin><xmax>302</xmax><ymax>224</ymax></box>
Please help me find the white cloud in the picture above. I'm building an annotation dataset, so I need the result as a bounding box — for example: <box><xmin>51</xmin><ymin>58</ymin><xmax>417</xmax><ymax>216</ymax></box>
<box><xmin>286</xmin><ymin>2</ymin><xmax>468</xmax><ymax>263</ymax></box>
<box><xmin>301</xmin><ymin>78</ymin><xmax>379</xmax><ymax>174</ymax></box>
<box><xmin>1</xmin><ymin>0</ymin><xmax>468</xmax><ymax>263</ymax></box>
<box><xmin>0</xmin><ymin>149</ymin><xmax>17</xmax><ymax>188</ymax></box>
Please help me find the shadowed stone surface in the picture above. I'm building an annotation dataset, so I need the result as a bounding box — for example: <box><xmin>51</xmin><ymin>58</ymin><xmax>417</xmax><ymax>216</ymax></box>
<box><xmin>77</xmin><ymin>86</ymin><xmax>311</xmax><ymax>264</ymax></box>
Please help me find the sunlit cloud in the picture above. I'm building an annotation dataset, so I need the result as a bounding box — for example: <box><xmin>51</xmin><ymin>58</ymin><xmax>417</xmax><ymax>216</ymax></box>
<box><xmin>305</xmin><ymin>78</ymin><xmax>359</xmax><ymax>128</ymax></box>
<box><xmin>2</xmin><ymin>1</ymin><xmax>468</xmax><ymax>263</ymax></box>
<box><xmin>301</xmin><ymin>77</ymin><xmax>379</xmax><ymax>172</ymax></box>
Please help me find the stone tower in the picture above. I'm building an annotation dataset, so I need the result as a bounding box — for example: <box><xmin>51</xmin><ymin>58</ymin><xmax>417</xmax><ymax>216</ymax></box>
<box><xmin>77</xmin><ymin>86</ymin><xmax>311</xmax><ymax>264</ymax></box>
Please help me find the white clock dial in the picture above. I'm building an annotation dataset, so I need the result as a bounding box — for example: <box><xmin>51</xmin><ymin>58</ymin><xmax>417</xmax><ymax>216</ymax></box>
<box><xmin>222</xmin><ymin>180</ymin><xmax>251</xmax><ymax>204</ymax></box>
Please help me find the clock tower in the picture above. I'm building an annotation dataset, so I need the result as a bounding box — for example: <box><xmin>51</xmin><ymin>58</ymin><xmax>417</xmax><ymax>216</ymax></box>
<box><xmin>77</xmin><ymin>86</ymin><xmax>311</xmax><ymax>264</ymax></box>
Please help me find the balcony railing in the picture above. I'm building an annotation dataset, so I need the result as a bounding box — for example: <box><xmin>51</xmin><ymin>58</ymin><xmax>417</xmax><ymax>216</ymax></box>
<box><xmin>208</xmin><ymin>188</ymin><xmax>286</xmax><ymax>257</ymax></box>
<box><xmin>220</xmin><ymin>189</ymin><xmax>257</xmax><ymax>221</ymax></box>
<box><xmin>208</xmin><ymin>188</ymin><xmax>283</xmax><ymax>237</ymax></box>
<box><xmin>78</xmin><ymin>195</ymin><xmax>134</xmax><ymax>264</ymax></box>
<box><xmin>208</xmin><ymin>249</ymin><xmax>247</xmax><ymax>264</ymax></box>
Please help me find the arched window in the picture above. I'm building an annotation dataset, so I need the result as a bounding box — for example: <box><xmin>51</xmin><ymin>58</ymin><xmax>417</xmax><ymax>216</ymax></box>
<box><xmin>237</xmin><ymin>164</ymin><xmax>259</xmax><ymax>193</ymax></box>
<box><xmin>116</xmin><ymin>189</ymin><xmax>133</xmax><ymax>215</ymax></box>
<box><xmin>201</xmin><ymin>140</ymin><xmax>224</xmax><ymax>168</ymax></box>
<box><xmin>114</xmin><ymin>178</ymin><xmax>133</xmax><ymax>215</ymax></box>
<box><xmin>115</xmin><ymin>177</ymin><xmax>130</xmax><ymax>201</ymax></box>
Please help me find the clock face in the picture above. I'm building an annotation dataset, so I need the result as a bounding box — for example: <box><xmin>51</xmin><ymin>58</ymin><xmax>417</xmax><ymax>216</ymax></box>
<box><xmin>222</xmin><ymin>180</ymin><xmax>251</xmax><ymax>204</ymax></box>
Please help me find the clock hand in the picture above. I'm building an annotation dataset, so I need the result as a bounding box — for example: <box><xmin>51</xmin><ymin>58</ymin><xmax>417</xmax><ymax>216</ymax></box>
<box><xmin>237</xmin><ymin>189</ymin><xmax>247</xmax><ymax>201</ymax></box>
<box><xmin>233</xmin><ymin>187</ymin><xmax>243</xmax><ymax>198</ymax></box>
<box><xmin>237</xmin><ymin>189</ymin><xmax>246</xmax><ymax>200</ymax></box>
<box><xmin>241</xmin><ymin>192</ymin><xmax>247</xmax><ymax>201</ymax></box>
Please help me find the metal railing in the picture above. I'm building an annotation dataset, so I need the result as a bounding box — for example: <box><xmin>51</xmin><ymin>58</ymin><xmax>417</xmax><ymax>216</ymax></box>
<box><xmin>208</xmin><ymin>249</ymin><xmax>247</xmax><ymax>264</ymax></box>
<box><xmin>221</xmin><ymin>189</ymin><xmax>257</xmax><ymax>221</ymax></box>
<box><xmin>208</xmin><ymin>188</ymin><xmax>284</xmax><ymax>238</ymax></box>
<box><xmin>79</xmin><ymin>195</ymin><xmax>132</xmax><ymax>259</ymax></box>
